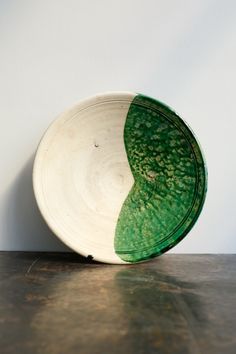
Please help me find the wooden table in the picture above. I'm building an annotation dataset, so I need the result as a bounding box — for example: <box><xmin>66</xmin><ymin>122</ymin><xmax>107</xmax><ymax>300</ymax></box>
<box><xmin>0</xmin><ymin>252</ymin><xmax>235</xmax><ymax>354</ymax></box>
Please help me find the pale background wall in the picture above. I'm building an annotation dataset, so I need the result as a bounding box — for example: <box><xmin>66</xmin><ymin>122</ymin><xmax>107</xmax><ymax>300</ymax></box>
<box><xmin>0</xmin><ymin>0</ymin><xmax>235</xmax><ymax>253</ymax></box>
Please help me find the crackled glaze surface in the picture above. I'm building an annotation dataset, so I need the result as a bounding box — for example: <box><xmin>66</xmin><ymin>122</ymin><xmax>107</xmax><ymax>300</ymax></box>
<box><xmin>115</xmin><ymin>94</ymin><xmax>207</xmax><ymax>262</ymax></box>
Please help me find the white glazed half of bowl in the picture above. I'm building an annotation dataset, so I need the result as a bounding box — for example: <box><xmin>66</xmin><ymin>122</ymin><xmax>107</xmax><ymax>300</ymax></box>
<box><xmin>33</xmin><ymin>92</ymin><xmax>137</xmax><ymax>264</ymax></box>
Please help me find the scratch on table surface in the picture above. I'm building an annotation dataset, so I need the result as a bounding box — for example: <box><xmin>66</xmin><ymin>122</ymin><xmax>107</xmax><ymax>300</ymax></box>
<box><xmin>25</xmin><ymin>257</ymin><xmax>41</xmax><ymax>276</ymax></box>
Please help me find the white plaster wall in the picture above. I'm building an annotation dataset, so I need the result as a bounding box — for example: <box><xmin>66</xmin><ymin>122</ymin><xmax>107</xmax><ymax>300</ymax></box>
<box><xmin>0</xmin><ymin>0</ymin><xmax>235</xmax><ymax>252</ymax></box>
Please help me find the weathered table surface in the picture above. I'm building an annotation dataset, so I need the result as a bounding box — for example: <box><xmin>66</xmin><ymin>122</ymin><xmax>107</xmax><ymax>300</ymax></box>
<box><xmin>0</xmin><ymin>252</ymin><xmax>235</xmax><ymax>354</ymax></box>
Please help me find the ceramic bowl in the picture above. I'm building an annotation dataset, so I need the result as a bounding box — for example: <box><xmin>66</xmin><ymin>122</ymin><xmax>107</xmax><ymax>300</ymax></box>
<box><xmin>33</xmin><ymin>92</ymin><xmax>207</xmax><ymax>264</ymax></box>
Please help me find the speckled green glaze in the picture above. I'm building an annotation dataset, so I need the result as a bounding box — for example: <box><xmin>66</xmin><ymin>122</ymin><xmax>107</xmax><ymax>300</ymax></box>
<box><xmin>115</xmin><ymin>94</ymin><xmax>207</xmax><ymax>263</ymax></box>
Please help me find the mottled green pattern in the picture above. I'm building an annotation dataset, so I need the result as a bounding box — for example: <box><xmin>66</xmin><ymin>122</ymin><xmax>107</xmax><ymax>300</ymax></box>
<box><xmin>115</xmin><ymin>94</ymin><xmax>207</xmax><ymax>262</ymax></box>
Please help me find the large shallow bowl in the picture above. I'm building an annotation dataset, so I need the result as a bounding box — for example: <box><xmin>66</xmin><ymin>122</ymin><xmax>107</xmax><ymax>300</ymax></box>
<box><xmin>33</xmin><ymin>92</ymin><xmax>207</xmax><ymax>264</ymax></box>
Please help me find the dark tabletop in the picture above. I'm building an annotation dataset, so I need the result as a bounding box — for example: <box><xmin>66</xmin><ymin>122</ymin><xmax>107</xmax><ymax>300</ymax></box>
<box><xmin>0</xmin><ymin>252</ymin><xmax>235</xmax><ymax>354</ymax></box>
